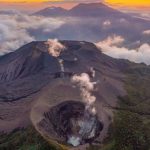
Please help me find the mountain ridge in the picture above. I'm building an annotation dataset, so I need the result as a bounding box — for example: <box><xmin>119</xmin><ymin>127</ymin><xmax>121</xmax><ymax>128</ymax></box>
<box><xmin>34</xmin><ymin>2</ymin><xmax>126</xmax><ymax>17</ymax></box>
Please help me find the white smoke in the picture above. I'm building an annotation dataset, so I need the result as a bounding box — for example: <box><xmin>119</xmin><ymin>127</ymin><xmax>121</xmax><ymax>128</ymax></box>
<box><xmin>69</xmin><ymin>73</ymin><xmax>97</xmax><ymax>146</ymax></box>
<box><xmin>90</xmin><ymin>67</ymin><xmax>96</xmax><ymax>78</ymax></box>
<box><xmin>72</xmin><ymin>73</ymin><xmax>96</xmax><ymax>114</ymax></box>
<box><xmin>96</xmin><ymin>35</ymin><xmax>150</xmax><ymax>65</ymax></box>
<box><xmin>45</xmin><ymin>39</ymin><xmax>66</xmax><ymax>73</ymax></box>
<box><xmin>59</xmin><ymin>59</ymin><xmax>65</xmax><ymax>72</ymax></box>
<box><xmin>67</xmin><ymin>136</ymin><xmax>81</xmax><ymax>147</ymax></box>
<box><xmin>79</xmin><ymin>117</ymin><xmax>97</xmax><ymax>138</ymax></box>
<box><xmin>45</xmin><ymin>39</ymin><xmax>65</xmax><ymax>57</ymax></box>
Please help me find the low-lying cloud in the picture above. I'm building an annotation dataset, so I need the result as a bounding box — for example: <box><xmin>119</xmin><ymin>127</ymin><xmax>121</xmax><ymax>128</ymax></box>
<box><xmin>143</xmin><ymin>30</ymin><xmax>150</xmax><ymax>35</ymax></box>
<box><xmin>99</xmin><ymin>35</ymin><xmax>124</xmax><ymax>46</ymax></box>
<box><xmin>0</xmin><ymin>14</ymin><xmax>65</xmax><ymax>55</ymax></box>
<box><xmin>96</xmin><ymin>35</ymin><xmax>150</xmax><ymax>65</ymax></box>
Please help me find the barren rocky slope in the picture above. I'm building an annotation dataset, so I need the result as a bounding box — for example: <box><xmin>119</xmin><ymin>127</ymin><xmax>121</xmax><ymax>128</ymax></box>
<box><xmin>0</xmin><ymin>41</ymin><xmax>150</xmax><ymax>150</ymax></box>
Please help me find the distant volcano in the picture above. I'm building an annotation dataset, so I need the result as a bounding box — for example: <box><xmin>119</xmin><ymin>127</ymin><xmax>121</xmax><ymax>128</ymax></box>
<box><xmin>34</xmin><ymin>6</ymin><xmax>67</xmax><ymax>17</ymax></box>
<box><xmin>34</xmin><ymin>2</ymin><xmax>124</xmax><ymax>17</ymax></box>
<box><xmin>33</xmin><ymin>3</ymin><xmax>150</xmax><ymax>48</ymax></box>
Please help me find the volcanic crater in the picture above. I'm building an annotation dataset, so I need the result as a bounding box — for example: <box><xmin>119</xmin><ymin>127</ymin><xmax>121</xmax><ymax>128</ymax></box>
<box><xmin>38</xmin><ymin>100</ymin><xmax>103</xmax><ymax>146</ymax></box>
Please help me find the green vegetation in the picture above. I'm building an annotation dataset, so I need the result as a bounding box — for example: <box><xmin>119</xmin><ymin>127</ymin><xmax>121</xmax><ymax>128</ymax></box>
<box><xmin>1</xmin><ymin>64</ymin><xmax>150</xmax><ymax>150</ymax></box>
<box><xmin>112</xmin><ymin>111</ymin><xmax>150</xmax><ymax>150</ymax></box>
<box><xmin>102</xmin><ymin>64</ymin><xmax>150</xmax><ymax>150</ymax></box>
<box><xmin>0</xmin><ymin>127</ymin><xmax>60</xmax><ymax>150</ymax></box>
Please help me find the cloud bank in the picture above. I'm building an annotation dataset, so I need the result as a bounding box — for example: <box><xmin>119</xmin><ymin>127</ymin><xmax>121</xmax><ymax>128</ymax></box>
<box><xmin>0</xmin><ymin>14</ymin><xmax>64</xmax><ymax>55</ymax></box>
<box><xmin>143</xmin><ymin>30</ymin><xmax>150</xmax><ymax>35</ymax></box>
<box><xmin>96</xmin><ymin>35</ymin><xmax>150</xmax><ymax>65</ymax></box>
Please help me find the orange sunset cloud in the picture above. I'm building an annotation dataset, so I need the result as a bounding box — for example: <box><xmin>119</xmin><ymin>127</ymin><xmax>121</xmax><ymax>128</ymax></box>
<box><xmin>106</xmin><ymin>0</ymin><xmax>150</xmax><ymax>6</ymax></box>
<box><xmin>2</xmin><ymin>0</ymin><xmax>150</xmax><ymax>6</ymax></box>
<box><xmin>0</xmin><ymin>0</ymin><xmax>150</xmax><ymax>11</ymax></box>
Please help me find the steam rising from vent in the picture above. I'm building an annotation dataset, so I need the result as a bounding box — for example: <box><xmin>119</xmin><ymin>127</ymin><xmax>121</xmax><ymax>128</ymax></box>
<box><xmin>67</xmin><ymin>73</ymin><xmax>98</xmax><ymax>146</ymax></box>
<box><xmin>72</xmin><ymin>73</ymin><xmax>96</xmax><ymax>114</ymax></box>
<box><xmin>59</xmin><ymin>59</ymin><xmax>65</xmax><ymax>72</ymax></box>
<box><xmin>90</xmin><ymin>67</ymin><xmax>96</xmax><ymax>78</ymax></box>
<box><xmin>46</xmin><ymin>39</ymin><xmax>65</xmax><ymax>57</ymax></box>
<box><xmin>68</xmin><ymin>136</ymin><xmax>81</xmax><ymax>147</ymax></box>
<box><xmin>45</xmin><ymin>39</ymin><xmax>66</xmax><ymax>75</ymax></box>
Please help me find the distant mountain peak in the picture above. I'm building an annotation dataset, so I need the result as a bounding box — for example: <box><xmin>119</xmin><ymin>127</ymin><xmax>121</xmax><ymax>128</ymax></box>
<box><xmin>73</xmin><ymin>2</ymin><xmax>108</xmax><ymax>8</ymax></box>
<box><xmin>33</xmin><ymin>2</ymin><xmax>120</xmax><ymax>17</ymax></box>
<box><xmin>69</xmin><ymin>2</ymin><xmax>121</xmax><ymax>16</ymax></box>
<box><xmin>48</xmin><ymin>6</ymin><xmax>60</xmax><ymax>9</ymax></box>
<box><xmin>46</xmin><ymin>6</ymin><xmax>66</xmax><ymax>10</ymax></box>
<box><xmin>33</xmin><ymin>6</ymin><xmax>67</xmax><ymax>16</ymax></box>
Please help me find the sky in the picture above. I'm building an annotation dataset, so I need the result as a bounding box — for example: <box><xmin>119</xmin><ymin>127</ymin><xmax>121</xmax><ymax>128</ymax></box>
<box><xmin>0</xmin><ymin>0</ymin><xmax>150</xmax><ymax>12</ymax></box>
<box><xmin>106</xmin><ymin>0</ymin><xmax>150</xmax><ymax>6</ymax></box>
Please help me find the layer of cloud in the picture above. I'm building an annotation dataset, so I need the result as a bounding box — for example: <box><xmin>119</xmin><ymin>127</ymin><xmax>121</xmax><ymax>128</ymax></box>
<box><xmin>96</xmin><ymin>35</ymin><xmax>150</xmax><ymax>65</ymax></box>
<box><xmin>99</xmin><ymin>35</ymin><xmax>124</xmax><ymax>46</ymax></box>
<box><xmin>0</xmin><ymin>9</ymin><xmax>21</xmax><ymax>15</ymax></box>
<box><xmin>143</xmin><ymin>30</ymin><xmax>150</xmax><ymax>35</ymax></box>
<box><xmin>0</xmin><ymin>14</ymin><xmax>64</xmax><ymax>55</ymax></box>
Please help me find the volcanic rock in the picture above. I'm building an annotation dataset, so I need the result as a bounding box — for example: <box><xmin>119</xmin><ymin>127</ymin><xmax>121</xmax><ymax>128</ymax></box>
<box><xmin>0</xmin><ymin>40</ymin><xmax>128</xmax><ymax>148</ymax></box>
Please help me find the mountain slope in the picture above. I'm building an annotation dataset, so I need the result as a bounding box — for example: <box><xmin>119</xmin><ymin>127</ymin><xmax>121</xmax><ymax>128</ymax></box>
<box><xmin>0</xmin><ymin>41</ymin><xmax>149</xmax><ymax>150</ymax></box>
<box><xmin>69</xmin><ymin>2</ymin><xmax>125</xmax><ymax>17</ymax></box>
<box><xmin>0</xmin><ymin>40</ymin><xmax>126</xmax><ymax>139</ymax></box>
<box><xmin>34</xmin><ymin>2</ymin><xmax>125</xmax><ymax>17</ymax></box>
<box><xmin>33</xmin><ymin>7</ymin><xmax>68</xmax><ymax>16</ymax></box>
<box><xmin>0</xmin><ymin>40</ymin><xmax>126</xmax><ymax>102</ymax></box>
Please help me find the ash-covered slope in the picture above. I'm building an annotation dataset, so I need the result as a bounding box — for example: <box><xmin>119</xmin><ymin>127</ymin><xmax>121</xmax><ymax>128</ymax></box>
<box><xmin>0</xmin><ymin>41</ymin><xmax>150</xmax><ymax>149</ymax></box>
<box><xmin>2</xmin><ymin>40</ymin><xmax>150</xmax><ymax>149</ymax></box>
<box><xmin>0</xmin><ymin>40</ymin><xmax>127</xmax><ymax>102</ymax></box>
<box><xmin>0</xmin><ymin>42</ymin><xmax>59</xmax><ymax>101</ymax></box>
<box><xmin>0</xmin><ymin>40</ymin><xmax>127</xmax><ymax>141</ymax></box>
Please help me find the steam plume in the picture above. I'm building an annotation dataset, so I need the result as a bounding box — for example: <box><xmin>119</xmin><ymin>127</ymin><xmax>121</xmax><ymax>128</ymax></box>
<box><xmin>59</xmin><ymin>59</ymin><xmax>65</xmax><ymax>72</ymax></box>
<box><xmin>90</xmin><ymin>67</ymin><xmax>96</xmax><ymax>78</ymax></box>
<box><xmin>45</xmin><ymin>39</ymin><xmax>66</xmax><ymax>74</ymax></box>
<box><xmin>46</xmin><ymin>39</ymin><xmax>65</xmax><ymax>57</ymax></box>
<box><xmin>71</xmin><ymin>73</ymin><xmax>96</xmax><ymax>114</ymax></box>
<box><xmin>69</xmin><ymin>73</ymin><xmax>97</xmax><ymax>146</ymax></box>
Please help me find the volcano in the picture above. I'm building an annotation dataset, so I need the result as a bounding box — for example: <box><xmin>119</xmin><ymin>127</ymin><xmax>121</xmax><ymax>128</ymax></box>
<box><xmin>33</xmin><ymin>3</ymin><xmax>150</xmax><ymax>47</ymax></box>
<box><xmin>34</xmin><ymin>2</ymin><xmax>125</xmax><ymax>17</ymax></box>
<box><xmin>0</xmin><ymin>40</ymin><xmax>150</xmax><ymax>149</ymax></box>
<box><xmin>34</xmin><ymin>7</ymin><xmax>67</xmax><ymax>17</ymax></box>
